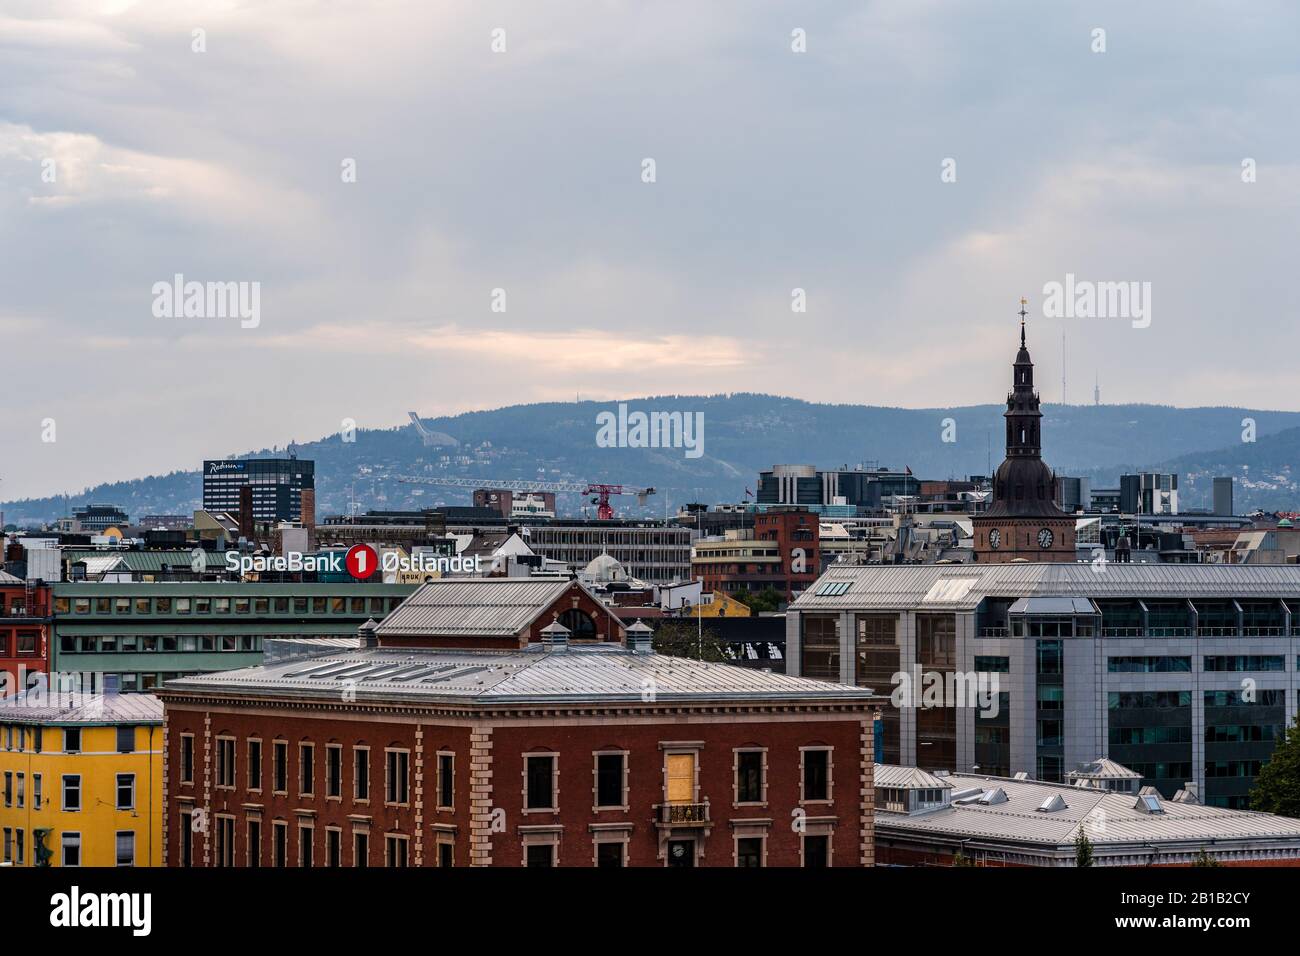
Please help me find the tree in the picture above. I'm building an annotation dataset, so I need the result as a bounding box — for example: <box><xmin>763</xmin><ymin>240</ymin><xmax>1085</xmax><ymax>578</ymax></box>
<box><xmin>952</xmin><ymin>850</ymin><xmax>976</xmax><ymax>867</ymax></box>
<box><xmin>1192</xmin><ymin>849</ymin><xmax>1221</xmax><ymax>867</ymax></box>
<box><xmin>1250</xmin><ymin>713</ymin><xmax>1300</xmax><ymax>818</ymax></box>
<box><xmin>734</xmin><ymin>587</ymin><xmax>785</xmax><ymax>613</ymax></box>
<box><xmin>651</xmin><ymin>620</ymin><xmax>730</xmax><ymax>663</ymax></box>
<box><xmin>1074</xmin><ymin>828</ymin><xmax>1094</xmax><ymax>868</ymax></box>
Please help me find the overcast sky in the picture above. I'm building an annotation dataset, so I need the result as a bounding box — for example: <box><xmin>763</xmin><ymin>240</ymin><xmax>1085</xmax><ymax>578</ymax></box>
<box><xmin>2</xmin><ymin>0</ymin><xmax>1298</xmax><ymax>500</ymax></box>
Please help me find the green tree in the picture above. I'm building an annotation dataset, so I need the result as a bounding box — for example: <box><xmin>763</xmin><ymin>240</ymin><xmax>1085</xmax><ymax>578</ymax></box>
<box><xmin>952</xmin><ymin>851</ymin><xmax>976</xmax><ymax>867</ymax></box>
<box><xmin>734</xmin><ymin>587</ymin><xmax>785</xmax><ymax>613</ymax></box>
<box><xmin>1192</xmin><ymin>849</ymin><xmax>1221</xmax><ymax>867</ymax></box>
<box><xmin>652</xmin><ymin>620</ymin><xmax>730</xmax><ymax>663</ymax></box>
<box><xmin>1074</xmin><ymin>828</ymin><xmax>1094</xmax><ymax>868</ymax></box>
<box><xmin>1250</xmin><ymin>713</ymin><xmax>1300</xmax><ymax>817</ymax></box>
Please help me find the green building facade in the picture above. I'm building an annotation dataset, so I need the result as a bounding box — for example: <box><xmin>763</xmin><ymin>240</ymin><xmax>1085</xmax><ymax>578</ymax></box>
<box><xmin>51</xmin><ymin>582</ymin><xmax>416</xmax><ymax>692</ymax></box>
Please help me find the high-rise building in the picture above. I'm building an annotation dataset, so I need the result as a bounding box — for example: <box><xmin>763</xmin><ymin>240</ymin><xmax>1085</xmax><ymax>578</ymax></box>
<box><xmin>1120</xmin><ymin>472</ymin><xmax>1179</xmax><ymax>515</ymax></box>
<box><xmin>202</xmin><ymin>458</ymin><xmax>315</xmax><ymax>522</ymax></box>
<box><xmin>1213</xmin><ymin>476</ymin><xmax>1235</xmax><ymax>517</ymax></box>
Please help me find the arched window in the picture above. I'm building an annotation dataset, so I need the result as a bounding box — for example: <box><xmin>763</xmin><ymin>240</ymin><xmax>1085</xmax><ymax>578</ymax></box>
<box><xmin>558</xmin><ymin>608</ymin><xmax>596</xmax><ymax>640</ymax></box>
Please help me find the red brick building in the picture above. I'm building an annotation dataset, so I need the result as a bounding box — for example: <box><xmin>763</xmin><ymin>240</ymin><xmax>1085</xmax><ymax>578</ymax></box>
<box><xmin>156</xmin><ymin>578</ymin><xmax>878</xmax><ymax>867</ymax></box>
<box><xmin>0</xmin><ymin>574</ymin><xmax>51</xmax><ymax>693</ymax></box>
<box><xmin>691</xmin><ymin>507</ymin><xmax>820</xmax><ymax>602</ymax></box>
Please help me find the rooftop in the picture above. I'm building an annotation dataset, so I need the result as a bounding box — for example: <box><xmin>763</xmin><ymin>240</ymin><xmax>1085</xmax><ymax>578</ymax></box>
<box><xmin>374</xmin><ymin>577</ymin><xmax>619</xmax><ymax>639</ymax></box>
<box><xmin>794</xmin><ymin>563</ymin><xmax>1300</xmax><ymax>611</ymax></box>
<box><xmin>874</xmin><ymin>766</ymin><xmax>1300</xmax><ymax>849</ymax></box>
<box><xmin>0</xmin><ymin>692</ymin><xmax>163</xmax><ymax>726</ymax></box>
<box><xmin>159</xmin><ymin>642</ymin><xmax>879</xmax><ymax>708</ymax></box>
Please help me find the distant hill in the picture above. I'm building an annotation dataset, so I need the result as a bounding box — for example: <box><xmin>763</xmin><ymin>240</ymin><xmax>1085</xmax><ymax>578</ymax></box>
<box><xmin>4</xmin><ymin>394</ymin><xmax>1299</xmax><ymax>525</ymax></box>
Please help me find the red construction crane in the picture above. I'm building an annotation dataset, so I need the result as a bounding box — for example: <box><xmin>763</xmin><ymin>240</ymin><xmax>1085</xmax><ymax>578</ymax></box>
<box><xmin>392</xmin><ymin>475</ymin><xmax>655</xmax><ymax>520</ymax></box>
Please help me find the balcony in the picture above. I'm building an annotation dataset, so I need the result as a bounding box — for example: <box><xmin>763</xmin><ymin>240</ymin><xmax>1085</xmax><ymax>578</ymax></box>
<box><xmin>657</xmin><ymin>801</ymin><xmax>710</xmax><ymax>827</ymax></box>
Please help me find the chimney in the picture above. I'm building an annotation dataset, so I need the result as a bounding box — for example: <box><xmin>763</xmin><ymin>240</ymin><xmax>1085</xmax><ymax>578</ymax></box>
<box><xmin>358</xmin><ymin>618</ymin><xmax>380</xmax><ymax>648</ymax></box>
<box><xmin>238</xmin><ymin>487</ymin><xmax>255</xmax><ymax>542</ymax></box>
<box><xmin>300</xmin><ymin>488</ymin><xmax>316</xmax><ymax>550</ymax></box>
<box><xmin>625</xmin><ymin>620</ymin><xmax>654</xmax><ymax>654</ymax></box>
<box><xmin>539</xmin><ymin>620</ymin><xmax>570</xmax><ymax>652</ymax></box>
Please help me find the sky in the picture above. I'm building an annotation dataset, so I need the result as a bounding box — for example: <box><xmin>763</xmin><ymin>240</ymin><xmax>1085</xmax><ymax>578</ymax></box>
<box><xmin>2</xmin><ymin>0</ymin><xmax>1298</xmax><ymax>500</ymax></box>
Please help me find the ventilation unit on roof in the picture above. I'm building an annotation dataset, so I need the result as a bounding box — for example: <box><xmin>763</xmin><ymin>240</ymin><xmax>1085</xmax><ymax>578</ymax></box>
<box><xmin>1013</xmin><ymin>771</ymin><xmax>1029</xmax><ymax>781</ymax></box>
<box><xmin>977</xmin><ymin>787</ymin><xmax>1008</xmax><ymax>806</ymax></box>
<box><xmin>1171</xmin><ymin>788</ymin><xmax>1199</xmax><ymax>804</ymax></box>
<box><xmin>1138</xmin><ymin>785</ymin><xmax>1161</xmax><ymax>797</ymax></box>
<box><xmin>1036</xmin><ymin>793</ymin><xmax>1068</xmax><ymax>813</ymax></box>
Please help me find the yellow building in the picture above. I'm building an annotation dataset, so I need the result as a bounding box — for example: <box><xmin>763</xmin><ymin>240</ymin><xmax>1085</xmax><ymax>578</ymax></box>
<box><xmin>0</xmin><ymin>692</ymin><xmax>162</xmax><ymax>867</ymax></box>
<box><xmin>687</xmin><ymin>591</ymin><xmax>753</xmax><ymax>618</ymax></box>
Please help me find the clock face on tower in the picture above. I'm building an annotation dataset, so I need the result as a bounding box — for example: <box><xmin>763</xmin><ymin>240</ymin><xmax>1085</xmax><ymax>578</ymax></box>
<box><xmin>1037</xmin><ymin>528</ymin><xmax>1054</xmax><ymax>549</ymax></box>
<box><xmin>988</xmin><ymin>529</ymin><xmax>1001</xmax><ymax>549</ymax></box>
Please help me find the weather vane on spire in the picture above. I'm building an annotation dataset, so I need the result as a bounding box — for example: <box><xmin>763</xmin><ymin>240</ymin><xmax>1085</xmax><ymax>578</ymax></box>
<box><xmin>1018</xmin><ymin>296</ymin><xmax>1028</xmax><ymax>345</ymax></box>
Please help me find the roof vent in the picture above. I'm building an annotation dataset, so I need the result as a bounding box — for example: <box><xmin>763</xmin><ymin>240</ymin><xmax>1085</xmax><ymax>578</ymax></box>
<box><xmin>358</xmin><ymin>619</ymin><xmax>380</xmax><ymax>648</ymax></box>
<box><xmin>1013</xmin><ymin>771</ymin><xmax>1029</xmax><ymax>781</ymax></box>
<box><xmin>1171</xmin><ymin>789</ymin><xmax>1199</xmax><ymax>804</ymax></box>
<box><xmin>977</xmin><ymin>787</ymin><xmax>1009</xmax><ymax>806</ymax></box>
<box><xmin>540</xmin><ymin>620</ymin><xmax>570</xmax><ymax>652</ymax></box>
<box><xmin>1037</xmin><ymin>793</ymin><xmax>1068</xmax><ymax>813</ymax></box>
<box><xmin>1138</xmin><ymin>785</ymin><xmax>1161</xmax><ymax>797</ymax></box>
<box><xmin>625</xmin><ymin>620</ymin><xmax>654</xmax><ymax>655</ymax></box>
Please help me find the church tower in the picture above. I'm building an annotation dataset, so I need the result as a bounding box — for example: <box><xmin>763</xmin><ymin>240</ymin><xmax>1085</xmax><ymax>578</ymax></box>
<box><xmin>972</xmin><ymin>301</ymin><xmax>1076</xmax><ymax>563</ymax></box>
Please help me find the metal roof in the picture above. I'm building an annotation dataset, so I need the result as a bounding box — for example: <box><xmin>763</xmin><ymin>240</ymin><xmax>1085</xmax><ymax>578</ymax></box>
<box><xmin>159</xmin><ymin>644</ymin><xmax>880</xmax><ymax>707</ymax></box>
<box><xmin>874</xmin><ymin>764</ymin><xmax>952</xmax><ymax>790</ymax></box>
<box><xmin>791</xmin><ymin>563</ymin><xmax>1300</xmax><ymax>612</ymax></box>
<box><xmin>374</xmin><ymin>578</ymin><xmax>614</xmax><ymax>638</ymax></box>
<box><xmin>63</xmin><ymin>550</ymin><xmax>208</xmax><ymax>572</ymax></box>
<box><xmin>1069</xmin><ymin>758</ymin><xmax>1142</xmax><ymax>780</ymax></box>
<box><xmin>0</xmin><ymin>692</ymin><xmax>163</xmax><ymax>726</ymax></box>
<box><xmin>875</xmin><ymin>768</ymin><xmax>1300</xmax><ymax>847</ymax></box>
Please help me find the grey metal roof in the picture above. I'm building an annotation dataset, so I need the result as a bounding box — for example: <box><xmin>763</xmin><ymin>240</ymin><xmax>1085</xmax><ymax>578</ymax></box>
<box><xmin>0</xmin><ymin>692</ymin><xmax>163</xmax><ymax>726</ymax></box>
<box><xmin>374</xmin><ymin>577</ymin><xmax>615</xmax><ymax>638</ymax></box>
<box><xmin>874</xmin><ymin>764</ymin><xmax>952</xmax><ymax>790</ymax></box>
<box><xmin>159</xmin><ymin>644</ymin><xmax>880</xmax><ymax>707</ymax></box>
<box><xmin>791</xmin><ymin>563</ymin><xmax>1300</xmax><ymax>612</ymax></box>
<box><xmin>876</xmin><ymin>768</ymin><xmax>1300</xmax><ymax>847</ymax></box>
<box><xmin>1008</xmin><ymin>596</ymin><xmax>1098</xmax><ymax>615</ymax></box>
<box><xmin>1069</xmin><ymin>758</ymin><xmax>1142</xmax><ymax>781</ymax></box>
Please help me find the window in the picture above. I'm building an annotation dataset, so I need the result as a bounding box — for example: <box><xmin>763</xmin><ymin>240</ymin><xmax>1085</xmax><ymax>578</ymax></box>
<box><xmin>803</xmin><ymin>834</ymin><xmax>829</xmax><ymax>867</ymax></box>
<box><xmin>300</xmin><ymin>743</ymin><xmax>315</xmax><ymax>797</ymax></box>
<box><xmin>61</xmin><ymin>832</ymin><xmax>81</xmax><ymax>867</ymax></box>
<box><xmin>64</xmin><ymin>727</ymin><xmax>81</xmax><ymax>754</ymax></box>
<box><xmin>385</xmin><ymin>834</ymin><xmax>409</xmax><ymax>867</ymax></box>
<box><xmin>526</xmin><ymin>843</ymin><xmax>555</xmax><ymax>867</ymax></box>
<box><xmin>33</xmin><ymin>774</ymin><xmax>41</xmax><ymax>810</ymax></box>
<box><xmin>248</xmin><ymin>820</ymin><xmax>262</xmax><ymax>867</ymax></box>
<box><xmin>437</xmin><ymin>753</ymin><xmax>454</xmax><ymax>809</ymax></box>
<box><xmin>326</xmin><ymin>745</ymin><xmax>342</xmax><ymax>799</ymax></box>
<box><xmin>437</xmin><ymin>840</ymin><xmax>454</xmax><ymax>868</ymax></box>
<box><xmin>326</xmin><ymin>828</ymin><xmax>342</xmax><ymax>867</ymax></box>
<box><xmin>354</xmin><ymin>747</ymin><xmax>370</xmax><ymax>801</ymax></box>
<box><xmin>802</xmin><ymin>749</ymin><xmax>831</xmax><ymax>802</ymax></box>
<box><xmin>15</xmin><ymin>829</ymin><xmax>23</xmax><ymax>866</ymax></box>
<box><xmin>179</xmin><ymin>811</ymin><xmax>193</xmax><ymax>867</ymax></box>
<box><xmin>526</xmin><ymin>755</ymin><xmax>556</xmax><ymax>810</ymax></box>
<box><xmin>299</xmin><ymin>824</ymin><xmax>314</xmax><ymax>867</ymax></box>
<box><xmin>2</xmin><ymin>772</ymin><xmax>10</xmax><ymax>808</ymax></box>
<box><xmin>215</xmin><ymin>817</ymin><xmax>235</xmax><ymax>868</ymax></box>
<box><xmin>353</xmin><ymin>831</ymin><xmax>369</xmax><ymax>868</ymax></box>
<box><xmin>596</xmin><ymin>841</ymin><xmax>625</xmax><ymax>868</ymax></box>
<box><xmin>180</xmin><ymin>734</ymin><xmax>195</xmax><ymax>784</ymax></box>
<box><xmin>273</xmin><ymin>822</ymin><xmax>288</xmax><ymax>867</ymax></box>
<box><xmin>736</xmin><ymin>750</ymin><xmax>765</xmax><ymax>804</ymax></box>
<box><xmin>216</xmin><ymin>737</ymin><xmax>235</xmax><ymax>788</ymax></box>
<box><xmin>62</xmin><ymin>775</ymin><xmax>81</xmax><ymax>811</ymax></box>
<box><xmin>116</xmin><ymin>725</ymin><xmax>136</xmax><ymax>753</ymax></box>
<box><xmin>736</xmin><ymin>837</ymin><xmax>764</xmax><ymax>867</ymax></box>
<box><xmin>802</xmin><ymin>615</ymin><xmax>841</xmax><ymax>680</ymax></box>
<box><xmin>385</xmin><ymin>749</ymin><xmax>409</xmax><ymax>805</ymax></box>
<box><xmin>248</xmin><ymin>739</ymin><xmax>262</xmax><ymax>791</ymax></box>
<box><xmin>273</xmin><ymin>741</ymin><xmax>288</xmax><ymax>793</ymax></box>
<box><xmin>595</xmin><ymin>753</ymin><xmax>624</xmax><ymax>809</ymax></box>
<box><xmin>116</xmin><ymin>774</ymin><xmax>135</xmax><ymax>810</ymax></box>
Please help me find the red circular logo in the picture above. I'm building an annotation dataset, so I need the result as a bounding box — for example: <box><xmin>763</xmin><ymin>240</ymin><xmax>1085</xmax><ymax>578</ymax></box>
<box><xmin>346</xmin><ymin>544</ymin><xmax>378</xmax><ymax>581</ymax></box>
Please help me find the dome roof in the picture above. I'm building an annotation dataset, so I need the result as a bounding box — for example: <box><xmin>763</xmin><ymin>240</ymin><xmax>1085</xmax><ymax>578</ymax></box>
<box><xmin>983</xmin><ymin>456</ymin><xmax>1067</xmax><ymax>518</ymax></box>
<box><xmin>583</xmin><ymin>552</ymin><xmax>626</xmax><ymax>582</ymax></box>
